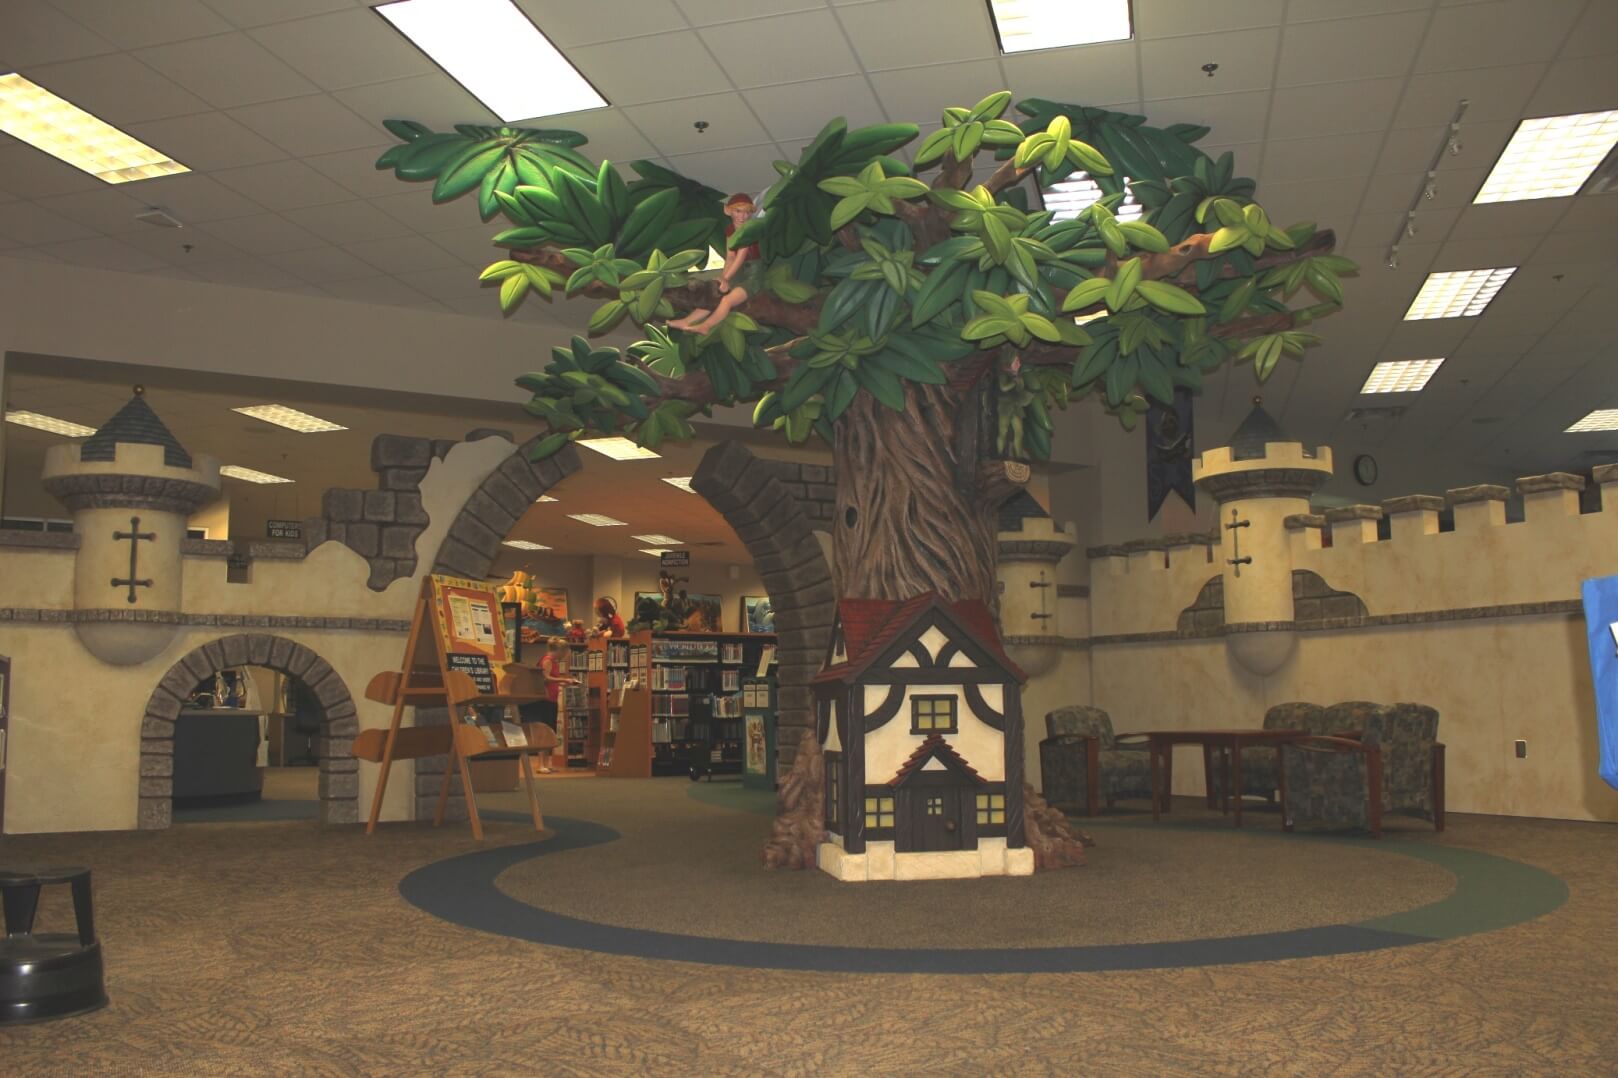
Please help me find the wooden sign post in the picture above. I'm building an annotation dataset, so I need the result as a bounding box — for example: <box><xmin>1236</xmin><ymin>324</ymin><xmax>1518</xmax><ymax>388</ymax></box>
<box><xmin>355</xmin><ymin>574</ymin><xmax>557</xmax><ymax>840</ymax></box>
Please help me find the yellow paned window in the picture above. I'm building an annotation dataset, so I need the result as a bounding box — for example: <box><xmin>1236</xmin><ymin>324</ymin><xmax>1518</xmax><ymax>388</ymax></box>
<box><xmin>976</xmin><ymin>792</ymin><xmax>1006</xmax><ymax>825</ymax></box>
<box><xmin>911</xmin><ymin>695</ymin><xmax>957</xmax><ymax>733</ymax></box>
<box><xmin>864</xmin><ymin>795</ymin><xmax>895</xmax><ymax>828</ymax></box>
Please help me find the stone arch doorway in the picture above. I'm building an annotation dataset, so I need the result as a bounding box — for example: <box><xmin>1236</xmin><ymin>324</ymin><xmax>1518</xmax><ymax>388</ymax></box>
<box><xmin>428</xmin><ymin>437</ymin><xmax>836</xmax><ymax>790</ymax></box>
<box><xmin>139</xmin><ymin>634</ymin><xmax>359</xmax><ymax>829</ymax></box>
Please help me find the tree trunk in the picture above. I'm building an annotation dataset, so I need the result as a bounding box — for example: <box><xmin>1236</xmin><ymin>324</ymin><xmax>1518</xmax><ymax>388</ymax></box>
<box><xmin>831</xmin><ymin>380</ymin><xmax>1002</xmax><ymax>606</ymax></box>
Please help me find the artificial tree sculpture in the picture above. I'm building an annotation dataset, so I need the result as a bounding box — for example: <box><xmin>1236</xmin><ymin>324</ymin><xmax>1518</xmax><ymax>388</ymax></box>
<box><xmin>375</xmin><ymin>95</ymin><xmax>1353</xmax><ymax>612</ymax></box>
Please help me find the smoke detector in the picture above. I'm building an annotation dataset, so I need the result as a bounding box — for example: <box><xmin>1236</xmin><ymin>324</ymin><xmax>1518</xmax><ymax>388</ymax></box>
<box><xmin>135</xmin><ymin>206</ymin><xmax>184</xmax><ymax>229</ymax></box>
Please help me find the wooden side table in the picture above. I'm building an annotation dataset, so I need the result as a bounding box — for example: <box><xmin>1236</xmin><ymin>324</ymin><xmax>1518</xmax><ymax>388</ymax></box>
<box><xmin>1144</xmin><ymin>729</ymin><xmax>1309</xmax><ymax>828</ymax></box>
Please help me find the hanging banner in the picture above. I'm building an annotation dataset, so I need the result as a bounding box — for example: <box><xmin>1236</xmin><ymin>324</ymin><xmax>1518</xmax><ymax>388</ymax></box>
<box><xmin>1146</xmin><ymin>387</ymin><xmax>1196</xmax><ymax>521</ymax></box>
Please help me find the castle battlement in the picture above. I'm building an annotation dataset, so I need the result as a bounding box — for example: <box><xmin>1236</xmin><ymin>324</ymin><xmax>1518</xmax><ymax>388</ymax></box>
<box><xmin>1192</xmin><ymin>441</ymin><xmax>1333</xmax><ymax>481</ymax></box>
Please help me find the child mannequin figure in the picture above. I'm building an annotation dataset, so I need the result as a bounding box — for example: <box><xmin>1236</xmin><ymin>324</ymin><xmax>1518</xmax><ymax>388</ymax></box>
<box><xmin>537</xmin><ymin>637</ymin><xmax>577</xmax><ymax>773</ymax></box>
<box><xmin>668</xmin><ymin>193</ymin><xmax>760</xmax><ymax>335</ymax></box>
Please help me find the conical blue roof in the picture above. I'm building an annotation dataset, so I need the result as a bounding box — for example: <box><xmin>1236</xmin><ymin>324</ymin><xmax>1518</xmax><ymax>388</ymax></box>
<box><xmin>80</xmin><ymin>390</ymin><xmax>192</xmax><ymax>468</ymax></box>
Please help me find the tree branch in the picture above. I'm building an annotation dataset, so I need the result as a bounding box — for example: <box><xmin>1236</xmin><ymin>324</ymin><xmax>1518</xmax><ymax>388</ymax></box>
<box><xmin>1016</xmin><ymin>305</ymin><xmax>1337</xmax><ymax>371</ymax></box>
<box><xmin>980</xmin><ymin>158</ymin><xmax>1033</xmax><ymax>198</ymax></box>
<box><xmin>632</xmin><ymin>340</ymin><xmax>804</xmax><ymax>413</ymax></box>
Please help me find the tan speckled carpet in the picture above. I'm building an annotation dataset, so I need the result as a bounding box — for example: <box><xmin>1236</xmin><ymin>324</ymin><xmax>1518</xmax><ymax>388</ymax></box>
<box><xmin>0</xmin><ymin>776</ymin><xmax>1613</xmax><ymax>1076</ymax></box>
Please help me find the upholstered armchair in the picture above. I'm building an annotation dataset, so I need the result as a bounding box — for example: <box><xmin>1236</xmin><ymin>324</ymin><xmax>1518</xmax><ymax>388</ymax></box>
<box><xmin>1209</xmin><ymin>701</ymin><xmax>1328</xmax><ymax>805</ymax></box>
<box><xmin>1280</xmin><ymin>703</ymin><xmax>1446</xmax><ymax>837</ymax></box>
<box><xmin>1039</xmin><ymin>705</ymin><xmax>1153</xmax><ymax>816</ymax></box>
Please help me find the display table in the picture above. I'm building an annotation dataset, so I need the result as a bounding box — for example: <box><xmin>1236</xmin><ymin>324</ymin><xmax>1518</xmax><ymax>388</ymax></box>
<box><xmin>1144</xmin><ymin>729</ymin><xmax>1309</xmax><ymax>827</ymax></box>
<box><xmin>173</xmin><ymin>709</ymin><xmax>264</xmax><ymax>807</ymax></box>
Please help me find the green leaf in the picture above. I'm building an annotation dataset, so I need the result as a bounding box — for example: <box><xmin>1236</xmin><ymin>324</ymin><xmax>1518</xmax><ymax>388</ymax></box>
<box><xmin>1208</xmin><ymin>226</ymin><xmax>1249</xmax><ymax>254</ymax></box>
<box><xmin>1135</xmin><ymin>279</ymin><xmax>1206</xmax><ymax>315</ymax></box>
<box><xmin>913</xmin><ymin>127</ymin><xmax>955</xmax><ymax>166</ymax></box>
<box><xmin>1106</xmin><ymin>257</ymin><xmax>1142</xmax><ymax>310</ymax></box>
<box><xmin>499</xmin><ymin>273</ymin><xmax>528</xmax><ymax>313</ymax></box>
<box><xmin>1117</xmin><ymin>220</ymin><xmax>1169</xmax><ymax>253</ymax></box>
<box><xmin>829</xmin><ymin>192</ymin><xmax>871</xmax><ymax>230</ymax></box>
<box><xmin>1072</xmin><ymin>334</ymin><xmax>1119</xmax><ymax>388</ymax></box>
<box><xmin>1060</xmin><ymin>276</ymin><xmax>1111</xmax><ymax>313</ymax></box>
<box><xmin>478</xmin><ymin>259</ymin><xmax>524</xmax><ymax>282</ymax></box>
<box><xmin>967</xmin><ymin>90</ymin><xmax>1013</xmax><ymax>122</ymax></box>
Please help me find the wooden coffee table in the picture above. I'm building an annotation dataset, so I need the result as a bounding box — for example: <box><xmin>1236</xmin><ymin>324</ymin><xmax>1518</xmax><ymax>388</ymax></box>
<box><xmin>1144</xmin><ymin>729</ymin><xmax>1309</xmax><ymax>828</ymax></box>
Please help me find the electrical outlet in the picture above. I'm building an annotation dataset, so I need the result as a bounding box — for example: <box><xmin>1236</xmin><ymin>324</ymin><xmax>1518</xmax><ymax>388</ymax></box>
<box><xmin>1515</xmin><ymin>739</ymin><xmax>1527</xmax><ymax>758</ymax></box>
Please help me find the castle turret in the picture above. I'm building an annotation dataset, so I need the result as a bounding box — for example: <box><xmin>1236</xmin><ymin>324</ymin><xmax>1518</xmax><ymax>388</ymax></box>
<box><xmin>1191</xmin><ymin>397</ymin><xmax>1332</xmax><ymax>675</ymax></box>
<box><xmin>996</xmin><ymin>490</ymin><xmax>1076</xmax><ymax>677</ymax></box>
<box><xmin>42</xmin><ymin>388</ymin><xmax>221</xmax><ymax>665</ymax></box>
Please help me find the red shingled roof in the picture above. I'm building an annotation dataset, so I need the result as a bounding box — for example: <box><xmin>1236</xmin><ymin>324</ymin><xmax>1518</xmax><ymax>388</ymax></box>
<box><xmin>887</xmin><ymin>733</ymin><xmax>987</xmax><ymax>787</ymax></box>
<box><xmin>813</xmin><ymin>592</ymin><xmax>1024</xmax><ymax>684</ymax></box>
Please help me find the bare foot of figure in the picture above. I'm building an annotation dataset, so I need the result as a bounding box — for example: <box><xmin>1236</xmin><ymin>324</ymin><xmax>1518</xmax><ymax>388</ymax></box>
<box><xmin>667</xmin><ymin>308</ymin><xmax>712</xmax><ymax>331</ymax></box>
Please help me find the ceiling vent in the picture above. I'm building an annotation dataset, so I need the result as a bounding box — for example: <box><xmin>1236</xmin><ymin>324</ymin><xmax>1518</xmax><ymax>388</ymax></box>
<box><xmin>1342</xmin><ymin>404</ymin><xmax>1409</xmax><ymax>423</ymax></box>
<box><xmin>135</xmin><ymin>206</ymin><xmax>184</xmax><ymax>229</ymax></box>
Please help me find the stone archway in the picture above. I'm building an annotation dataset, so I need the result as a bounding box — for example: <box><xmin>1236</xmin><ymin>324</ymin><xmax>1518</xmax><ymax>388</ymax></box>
<box><xmin>427</xmin><ymin>436</ymin><xmax>836</xmax><ymax>799</ymax></box>
<box><xmin>139</xmin><ymin>634</ymin><xmax>360</xmax><ymax>829</ymax></box>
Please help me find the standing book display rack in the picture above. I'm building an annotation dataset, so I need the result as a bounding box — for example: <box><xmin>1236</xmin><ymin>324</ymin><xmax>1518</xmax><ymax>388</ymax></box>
<box><xmin>355</xmin><ymin>574</ymin><xmax>556</xmax><ymax>840</ymax></box>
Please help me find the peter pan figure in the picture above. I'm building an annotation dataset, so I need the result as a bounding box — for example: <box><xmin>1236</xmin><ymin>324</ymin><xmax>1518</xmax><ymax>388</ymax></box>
<box><xmin>669</xmin><ymin>193</ymin><xmax>760</xmax><ymax>335</ymax></box>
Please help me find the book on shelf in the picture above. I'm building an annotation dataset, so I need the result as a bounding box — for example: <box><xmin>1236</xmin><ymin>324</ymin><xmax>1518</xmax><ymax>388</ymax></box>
<box><xmin>720</xmin><ymin>641</ymin><xmax>743</xmax><ymax>664</ymax></box>
<box><xmin>607</xmin><ymin>641</ymin><xmax>629</xmax><ymax>668</ymax></box>
<box><xmin>720</xmin><ymin>669</ymin><xmax>740</xmax><ymax>692</ymax></box>
<box><xmin>650</xmin><ymin>666</ymin><xmax>688</xmax><ymax>691</ymax></box>
<box><xmin>755</xmin><ymin>644</ymin><xmax>776</xmax><ymax>677</ymax></box>
<box><xmin>586</xmin><ymin>650</ymin><xmax>605</xmax><ymax>672</ymax></box>
<box><xmin>652</xmin><ymin>638</ymin><xmax>719</xmax><ymax>663</ymax></box>
<box><xmin>500</xmin><ymin>721</ymin><xmax>528</xmax><ymax>747</ymax></box>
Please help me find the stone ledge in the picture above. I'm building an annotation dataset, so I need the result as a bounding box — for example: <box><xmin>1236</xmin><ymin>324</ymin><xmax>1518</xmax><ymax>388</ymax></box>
<box><xmin>1381</xmin><ymin>495</ymin><xmax>1445</xmax><ymax>514</ymax></box>
<box><xmin>0</xmin><ymin>608</ymin><xmax>410</xmax><ymax>632</ymax></box>
<box><xmin>180</xmin><ymin>538</ymin><xmax>234</xmax><ymax>557</ymax></box>
<box><xmin>1283</xmin><ymin>513</ymin><xmax>1325</xmax><ymax>530</ymax></box>
<box><xmin>1517</xmin><ymin>472</ymin><xmax>1585</xmax><ymax>494</ymax></box>
<box><xmin>244</xmin><ymin>541</ymin><xmax>308</xmax><ymax>561</ymax></box>
<box><xmin>1322</xmin><ymin>504</ymin><xmax>1384</xmax><ymax>523</ymax></box>
<box><xmin>0</xmin><ymin>529</ymin><xmax>79</xmax><ymax>550</ymax></box>
<box><xmin>1447</xmin><ymin>484</ymin><xmax>1510</xmax><ymax>505</ymax></box>
<box><xmin>1592</xmin><ymin>463</ymin><xmax>1618</xmax><ymax>485</ymax></box>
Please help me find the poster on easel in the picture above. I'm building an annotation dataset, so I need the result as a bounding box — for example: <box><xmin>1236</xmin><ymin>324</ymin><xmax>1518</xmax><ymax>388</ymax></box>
<box><xmin>430</xmin><ymin>574</ymin><xmax>510</xmax><ymax>666</ymax></box>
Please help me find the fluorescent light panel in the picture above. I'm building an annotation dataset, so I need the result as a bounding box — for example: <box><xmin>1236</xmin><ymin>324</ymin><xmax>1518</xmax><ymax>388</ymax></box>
<box><xmin>1041</xmin><ymin>174</ymin><xmax>1142</xmax><ymax>223</ymax></box>
<box><xmin>0</xmin><ymin>73</ymin><xmax>188</xmax><ymax>184</ymax></box>
<box><xmin>661</xmin><ymin>476</ymin><xmax>696</xmax><ymax>493</ymax></box>
<box><xmin>639</xmin><ymin>548</ymin><xmax>670</xmax><ymax>557</ymax></box>
<box><xmin>232</xmin><ymin>404</ymin><xmax>347</xmax><ymax>433</ymax></box>
<box><xmin>1403</xmin><ymin>268</ymin><xmax>1516</xmax><ymax>320</ymax></box>
<box><xmin>219</xmin><ymin>465</ymin><xmax>293</xmax><ymax>484</ymax></box>
<box><xmin>577</xmin><ymin>436</ymin><xmax>659</xmax><ymax>460</ymax></box>
<box><xmin>376</xmin><ymin>0</ymin><xmax>606</xmax><ymax>121</ymax></box>
<box><xmin>536</xmin><ymin>495</ymin><xmax>558</xmax><ymax>503</ymax></box>
<box><xmin>1565</xmin><ymin>410</ymin><xmax>1618</xmax><ymax>433</ymax></box>
<box><xmin>5</xmin><ymin>410</ymin><xmax>97</xmax><ymax>437</ymax></box>
<box><xmin>567</xmin><ymin>513</ymin><xmax>627</xmax><ymax>527</ymax></box>
<box><xmin>989</xmin><ymin>0</ymin><xmax>1132</xmax><ymax>52</ymax></box>
<box><xmin>503</xmin><ymin>539</ymin><xmax>551</xmax><ymax>550</ymax></box>
<box><xmin>632</xmin><ymin>534</ymin><xmax>682</xmax><ymax>545</ymax></box>
<box><xmin>1475</xmin><ymin>111</ymin><xmax>1618</xmax><ymax>203</ymax></box>
<box><xmin>1361</xmin><ymin>358</ymin><xmax>1444</xmax><ymax>394</ymax></box>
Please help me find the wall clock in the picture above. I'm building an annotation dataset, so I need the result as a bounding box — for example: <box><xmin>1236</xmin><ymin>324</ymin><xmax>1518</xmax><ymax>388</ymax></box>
<box><xmin>1353</xmin><ymin>454</ymin><xmax>1379</xmax><ymax>487</ymax></box>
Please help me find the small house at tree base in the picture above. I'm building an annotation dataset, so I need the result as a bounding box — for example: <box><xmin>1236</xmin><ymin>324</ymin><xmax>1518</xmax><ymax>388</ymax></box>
<box><xmin>813</xmin><ymin>594</ymin><xmax>1033</xmax><ymax>882</ymax></box>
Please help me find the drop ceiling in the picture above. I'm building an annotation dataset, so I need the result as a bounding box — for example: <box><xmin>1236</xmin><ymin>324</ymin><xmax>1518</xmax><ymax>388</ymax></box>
<box><xmin>0</xmin><ymin>0</ymin><xmax>1614</xmax><ymax>490</ymax></box>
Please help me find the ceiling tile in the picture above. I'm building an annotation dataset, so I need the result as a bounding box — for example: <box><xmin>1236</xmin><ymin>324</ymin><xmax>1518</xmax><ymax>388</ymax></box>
<box><xmin>1140</xmin><ymin>28</ymin><xmax>1281</xmax><ymax>99</ymax></box>
<box><xmin>186</xmin><ymin>256</ymin><xmax>304</xmax><ymax>289</ymax></box>
<box><xmin>0</xmin><ymin>201</ymin><xmax>99</xmax><ymax>245</ymax></box>
<box><xmin>48</xmin><ymin>0</ymin><xmax>232</xmax><ymax>47</ymax></box>
<box><xmin>1145</xmin><ymin>90</ymin><xmax>1271</xmax><ymax>145</ymax></box>
<box><xmin>394</xmin><ymin>265</ymin><xmax>483</xmax><ymax>299</ymax></box>
<box><xmin>1392</xmin><ymin>64</ymin><xmax>1544</xmax><ymax>129</ymax></box>
<box><xmin>836</xmin><ymin>0</ymin><xmax>998</xmax><ymax>70</ymax></box>
<box><xmin>870</xmin><ymin>60</ymin><xmax>1005</xmax><ymax>123</ymax></box>
<box><xmin>0</xmin><ymin>142</ymin><xmax>107</xmax><ymax>199</ymax></box>
<box><xmin>1555</xmin><ymin>196</ymin><xmax>1618</xmax><ymax>235</ymax></box>
<box><xmin>0</xmin><ymin>0</ymin><xmax>116</xmax><ymax>67</ymax></box>
<box><xmin>282</xmin><ymin>199</ymin><xmax>414</xmax><ymax>244</ymax></box>
<box><xmin>702</xmin><ymin>10</ymin><xmax>860</xmax><ymax>87</ymax></box>
<box><xmin>35</xmin><ymin>235</ymin><xmax>169</xmax><ymax>273</ymax></box>
<box><xmin>125</xmin><ymin>111</ymin><xmax>289</xmax><ymax>170</ymax></box>
<box><xmin>1002</xmin><ymin>41</ymin><xmax>1138</xmax><ymax>105</ymax></box>
<box><xmin>675</xmin><ymin>0</ymin><xmax>824</xmax><ymax>23</ymax></box>
<box><xmin>1287</xmin><ymin>0</ymin><xmax>1431</xmax><ymax>20</ymax></box>
<box><xmin>570</xmin><ymin>34</ymin><xmax>735</xmax><ymax>107</ymax></box>
<box><xmin>1260</xmin><ymin>132</ymin><xmax>1386</xmax><ymax>183</ymax></box>
<box><xmin>1136</xmin><ymin>0</ymin><xmax>1284</xmax><ymax>37</ymax></box>
<box><xmin>228</xmin><ymin>95</ymin><xmax>383</xmax><ymax>157</ymax></box>
<box><xmin>425</xmin><ymin>223</ymin><xmax>507</xmax><ymax>266</ymax></box>
<box><xmin>1446</xmin><ymin>200</ymin><xmax>1570</xmax><ymax>241</ymax></box>
<box><xmin>367</xmin><ymin>189</ymin><xmax>483</xmax><ymax>235</ymax></box>
<box><xmin>1276</xmin><ymin>11</ymin><xmax>1427</xmax><ymax>86</ymax></box>
<box><xmin>334</xmin><ymin>74</ymin><xmax>495</xmax><ymax>132</ymax></box>
<box><xmin>663</xmin><ymin>143</ymin><xmax>788</xmax><ymax>196</ymax></box>
<box><xmin>263</xmin><ymin>244</ymin><xmax>378</xmax><ymax>283</ymax></box>
<box><xmin>23</xmin><ymin>53</ymin><xmax>213</xmax><ymax>125</ymax></box>
<box><xmin>304</xmin><ymin>145</ymin><xmax>413</xmax><ymax>199</ymax></box>
<box><xmin>745</xmin><ymin>77</ymin><xmax>883</xmax><ymax>142</ymax></box>
<box><xmin>1430</xmin><ymin>234</ymin><xmax>1539</xmax><ymax>270</ymax></box>
<box><xmin>195</xmin><ymin>212</ymin><xmax>325</xmax><ymax>255</ymax></box>
<box><xmin>134</xmin><ymin>32</ymin><xmax>320</xmax><ymax>108</ymax></box>
<box><xmin>1415</xmin><ymin>0</ymin><xmax>1585</xmax><ymax>72</ymax></box>
<box><xmin>515</xmin><ymin>0</ymin><xmax>687</xmax><ymax>45</ymax></box>
<box><xmin>1376</xmin><ymin>120</ymin><xmax>1517</xmax><ymax>177</ymax></box>
<box><xmin>1255</xmin><ymin>178</ymin><xmax>1369</xmax><ymax>230</ymax></box>
<box><xmin>119</xmin><ymin>223</ymin><xmax>243</xmax><ymax>266</ymax></box>
<box><xmin>212</xmin><ymin>159</ymin><xmax>357</xmax><ymax>211</ymax></box>
<box><xmin>1349</xmin><ymin>206</ymin><xmax>1461</xmax><ymax>248</ymax></box>
<box><xmin>345</xmin><ymin>233</ymin><xmax>467</xmax><ymax>275</ymax></box>
<box><xmin>621</xmin><ymin>92</ymin><xmax>771</xmax><ymax>155</ymax></box>
<box><xmin>197</xmin><ymin>0</ymin><xmax>354</xmax><ymax>30</ymax></box>
<box><xmin>1267</xmin><ymin>78</ymin><xmax>1403</xmax><ymax>139</ymax></box>
<box><xmin>1561</xmin><ymin>0</ymin><xmax>1618</xmax><ymax>59</ymax></box>
<box><xmin>1361</xmin><ymin>167</ymin><xmax>1487</xmax><ymax>213</ymax></box>
<box><xmin>249</xmin><ymin>8</ymin><xmax>435</xmax><ymax>91</ymax></box>
<box><xmin>128</xmin><ymin>172</ymin><xmax>269</xmax><ymax>223</ymax></box>
<box><xmin>319</xmin><ymin>274</ymin><xmax>434</xmax><ymax>308</ymax></box>
<box><xmin>1527</xmin><ymin>231</ymin><xmax>1618</xmax><ymax>267</ymax></box>
<box><xmin>31</xmin><ymin>188</ymin><xmax>148</xmax><ymax>235</ymax></box>
<box><xmin>1524</xmin><ymin>54</ymin><xmax>1618</xmax><ymax>117</ymax></box>
<box><xmin>539</xmin><ymin>109</ymin><xmax>660</xmax><ymax>165</ymax></box>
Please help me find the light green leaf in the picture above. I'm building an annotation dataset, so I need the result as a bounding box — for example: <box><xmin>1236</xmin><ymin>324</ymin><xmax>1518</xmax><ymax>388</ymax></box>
<box><xmin>1135</xmin><ymin>279</ymin><xmax>1206</xmax><ymax>316</ymax></box>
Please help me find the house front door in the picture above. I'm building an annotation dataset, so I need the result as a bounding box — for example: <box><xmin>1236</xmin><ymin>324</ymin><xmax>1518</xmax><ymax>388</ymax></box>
<box><xmin>916</xmin><ymin>788</ymin><xmax>962</xmax><ymax>851</ymax></box>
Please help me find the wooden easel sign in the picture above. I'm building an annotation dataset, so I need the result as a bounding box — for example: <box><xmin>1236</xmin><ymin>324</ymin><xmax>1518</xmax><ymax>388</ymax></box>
<box><xmin>355</xmin><ymin>574</ymin><xmax>554</xmax><ymax>839</ymax></box>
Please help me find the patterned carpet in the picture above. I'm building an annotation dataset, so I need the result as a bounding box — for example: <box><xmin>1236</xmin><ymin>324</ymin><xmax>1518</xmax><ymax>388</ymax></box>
<box><xmin>1</xmin><ymin>777</ymin><xmax>1614</xmax><ymax>1075</ymax></box>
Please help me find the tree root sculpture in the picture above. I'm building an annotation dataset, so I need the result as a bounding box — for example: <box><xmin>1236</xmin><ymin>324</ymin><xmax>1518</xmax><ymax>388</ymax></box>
<box><xmin>761</xmin><ymin>732</ymin><xmax>825</xmax><ymax>870</ymax></box>
<box><xmin>1023</xmin><ymin>783</ymin><xmax>1094</xmax><ymax>870</ymax></box>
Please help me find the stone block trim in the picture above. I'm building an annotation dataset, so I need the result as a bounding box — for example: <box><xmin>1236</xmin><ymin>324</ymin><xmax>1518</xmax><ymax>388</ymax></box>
<box><xmin>429</xmin><ymin>440</ymin><xmax>584</xmax><ymax>578</ymax></box>
<box><xmin>139</xmin><ymin>634</ymin><xmax>359</xmax><ymax>829</ymax></box>
<box><xmin>1593</xmin><ymin>463</ymin><xmax>1618</xmax><ymax>485</ymax></box>
<box><xmin>1284</xmin><ymin>513</ymin><xmax>1325</xmax><ymax>531</ymax></box>
<box><xmin>1177</xmin><ymin>569</ymin><xmax>1367</xmax><ymax>632</ymax></box>
<box><xmin>1517</xmin><ymin>472</ymin><xmax>1585</xmax><ymax>494</ymax></box>
<box><xmin>1381</xmin><ymin>495</ymin><xmax>1445</xmax><ymax>514</ymax></box>
<box><xmin>0</xmin><ymin>529</ymin><xmax>81</xmax><ymax>550</ymax></box>
<box><xmin>1322</xmin><ymin>504</ymin><xmax>1384</xmax><ymax>523</ymax></box>
<box><xmin>1447</xmin><ymin>484</ymin><xmax>1510</xmax><ymax>505</ymax></box>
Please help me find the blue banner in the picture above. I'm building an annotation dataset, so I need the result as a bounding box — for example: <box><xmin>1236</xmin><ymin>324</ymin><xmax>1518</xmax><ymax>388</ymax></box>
<box><xmin>1579</xmin><ymin>576</ymin><xmax>1618</xmax><ymax>791</ymax></box>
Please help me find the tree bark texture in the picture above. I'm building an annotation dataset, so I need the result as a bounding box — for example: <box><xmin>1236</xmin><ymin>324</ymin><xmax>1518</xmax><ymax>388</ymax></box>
<box><xmin>832</xmin><ymin>381</ymin><xmax>1000</xmax><ymax>606</ymax></box>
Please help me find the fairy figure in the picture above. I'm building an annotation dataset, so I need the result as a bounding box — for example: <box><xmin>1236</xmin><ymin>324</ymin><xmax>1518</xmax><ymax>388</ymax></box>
<box><xmin>668</xmin><ymin>193</ymin><xmax>760</xmax><ymax>335</ymax></box>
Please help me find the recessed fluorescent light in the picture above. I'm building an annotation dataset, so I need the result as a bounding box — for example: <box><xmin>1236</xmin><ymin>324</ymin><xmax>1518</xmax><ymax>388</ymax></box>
<box><xmin>0</xmin><ymin>73</ymin><xmax>189</xmax><ymax>184</ymax></box>
<box><xmin>989</xmin><ymin>0</ymin><xmax>1132</xmax><ymax>53</ymax></box>
<box><xmin>503</xmin><ymin>539</ymin><xmax>551</xmax><ymax>550</ymax></box>
<box><xmin>1360</xmin><ymin>358</ymin><xmax>1445</xmax><ymax>394</ymax></box>
<box><xmin>567</xmin><ymin>513</ymin><xmax>627</xmax><ymax>527</ymax></box>
<box><xmin>633</xmin><ymin>534</ymin><xmax>682</xmax><ymax>545</ymax></box>
<box><xmin>219</xmin><ymin>465</ymin><xmax>293</xmax><ymax>484</ymax></box>
<box><xmin>1565</xmin><ymin>410</ymin><xmax>1618</xmax><ymax>433</ymax></box>
<box><xmin>232</xmin><ymin>404</ymin><xmax>347</xmax><ymax>433</ymax></box>
<box><xmin>577</xmin><ymin>436</ymin><xmax>659</xmax><ymax>460</ymax></box>
<box><xmin>536</xmin><ymin>495</ymin><xmax>558</xmax><ymax>503</ymax></box>
<box><xmin>1041</xmin><ymin>175</ymin><xmax>1142</xmax><ymax>223</ymax></box>
<box><xmin>1403</xmin><ymin>268</ymin><xmax>1516</xmax><ymax>320</ymax></box>
<box><xmin>1475</xmin><ymin>111</ymin><xmax>1618</xmax><ymax>203</ymax></box>
<box><xmin>661</xmin><ymin>476</ymin><xmax>696</xmax><ymax>493</ymax></box>
<box><xmin>375</xmin><ymin>0</ymin><xmax>607</xmax><ymax>122</ymax></box>
<box><xmin>639</xmin><ymin>548</ymin><xmax>671</xmax><ymax>557</ymax></box>
<box><xmin>5</xmin><ymin>410</ymin><xmax>97</xmax><ymax>437</ymax></box>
